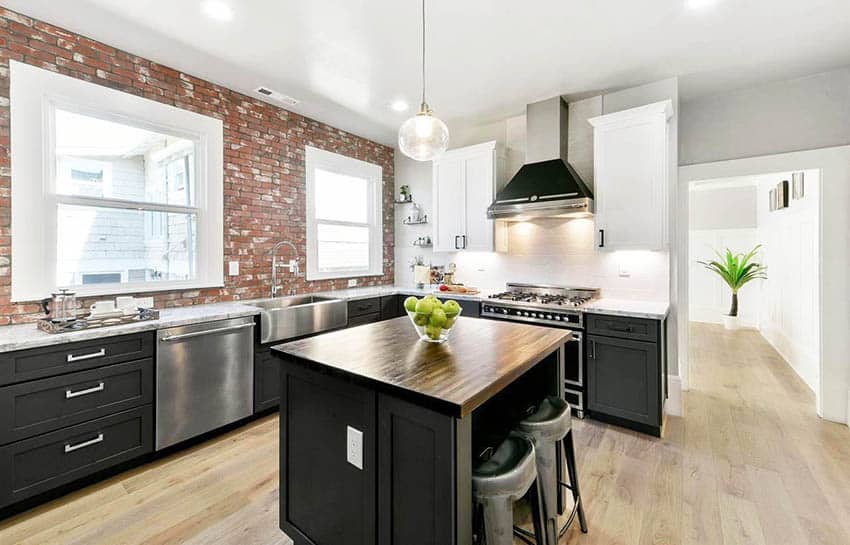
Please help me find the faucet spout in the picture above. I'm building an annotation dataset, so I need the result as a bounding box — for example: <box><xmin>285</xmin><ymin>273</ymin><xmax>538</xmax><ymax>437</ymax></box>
<box><xmin>270</xmin><ymin>241</ymin><xmax>300</xmax><ymax>297</ymax></box>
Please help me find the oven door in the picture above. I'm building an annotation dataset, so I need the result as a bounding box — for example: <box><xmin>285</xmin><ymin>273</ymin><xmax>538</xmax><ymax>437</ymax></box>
<box><xmin>564</xmin><ymin>330</ymin><xmax>583</xmax><ymax>387</ymax></box>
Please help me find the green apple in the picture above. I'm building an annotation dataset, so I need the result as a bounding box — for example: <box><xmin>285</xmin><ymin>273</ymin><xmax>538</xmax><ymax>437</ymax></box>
<box><xmin>444</xmin><ymin>316</ymin><xmax>456</xmax><ymax>329</ymax></box>
<box><xmin>404</xmin><ymin>296</ymin><xmax>419</xmax><ymax>312</ymax></box>
<box><xmin>413</xmin><ymin>312</ymin><xmax>430</xmax><ymax>326</ymax></box>
<box><xmin>415</xmin><ymin>298</ymin><xmax>436</xmax><ymax>315</ymax></box>
<box><xmin>442</xmin><ymin>300</ymin><xmax>461</xmax><ymax>317</ymax></box>
<box><xmin>425</xmin><ymin>324</ymin><xmax>443</xmax><ymax>340</ymax></box>
<box><xmin>429</xmin><ymin>308</ymin><xmax>447</xmax><ymax>328</ymax></box>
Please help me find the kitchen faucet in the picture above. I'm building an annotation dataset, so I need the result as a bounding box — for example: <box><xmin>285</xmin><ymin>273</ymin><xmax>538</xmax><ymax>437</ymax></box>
<box><xmin>270</xmin><ymin>241</ymin><xmax>300</xmax><ymax>297</ymax></box>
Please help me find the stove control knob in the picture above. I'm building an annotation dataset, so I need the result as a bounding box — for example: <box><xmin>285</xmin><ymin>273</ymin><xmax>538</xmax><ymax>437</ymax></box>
<box><xmin>501</xmin><ymin>309</ymin><xmax>509</xmax><ymax>314</ymax></box>
<box><xmin>545</xmin><ymin>314</ymin><xmax>553</xmax><ymax>320</ymax></box>
<box><xmin>530</xmin><ymin>312</ymin><xmax>537</xmax><ymax>318</ymax></box>
<box><xmin>554</xmin><ymin>315</ymin><xmax>562</xmax><ymax>321</ymax></box>
<box><xmin>522</xmin><ymin>311</ymin><xmax>529</xmax><ymax>317</ymax></box>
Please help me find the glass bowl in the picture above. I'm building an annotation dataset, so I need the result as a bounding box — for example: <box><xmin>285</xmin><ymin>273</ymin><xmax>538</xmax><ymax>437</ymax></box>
<box><xmin>406</xmin><ymin>307</ymin><xmax>462</xmax><ymax>343</ymax></box>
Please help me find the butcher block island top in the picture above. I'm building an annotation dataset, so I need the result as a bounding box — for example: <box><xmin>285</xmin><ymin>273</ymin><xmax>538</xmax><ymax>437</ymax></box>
<box><xmin>272</xmin><ymin>316</ymin><xmax>571</xmax><ymax>417</ymax></box>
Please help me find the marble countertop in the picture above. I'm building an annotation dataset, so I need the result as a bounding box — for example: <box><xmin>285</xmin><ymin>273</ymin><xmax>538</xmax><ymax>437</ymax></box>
<box><xmin>0</xmin><ymin>303</ymin><xmax>262</xmax><ymax>353</ymax></box>
<box><xmin>584</xmin><ymin>299</ymin><xmax>670</xmax><ymax>320</ymax></box>
<box><xmin>0</xmin><ymin>285</ymin><xmax>668</xmax><ymax>353</ymax></box>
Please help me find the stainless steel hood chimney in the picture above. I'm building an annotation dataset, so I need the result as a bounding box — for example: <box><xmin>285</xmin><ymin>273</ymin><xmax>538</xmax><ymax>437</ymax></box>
<box><xmin>487</xmin><ymin>97</ymin><xmax>593</xmax><ymax>220</ymax></box>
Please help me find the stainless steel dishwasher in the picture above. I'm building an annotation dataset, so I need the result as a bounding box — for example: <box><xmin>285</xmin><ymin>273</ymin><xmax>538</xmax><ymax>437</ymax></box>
<box><xmin>156</xmin><ymin>316</ymin><xmax>255</xmax><ymax>450</ymax></box>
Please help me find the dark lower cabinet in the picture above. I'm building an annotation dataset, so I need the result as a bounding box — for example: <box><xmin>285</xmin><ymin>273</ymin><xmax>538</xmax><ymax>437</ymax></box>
<box><xmin>0</xmin><ymin>405</ymin><xmax>153</xmax><ymax>507</ymax></box>
<box><xmin>280</xmin><ymin>362</ymin><xmax>376</xmax><ymax>545</ymax></box>
<box><xmin>254</xmin><ymin>347</ymin><xmax>280</xmax><ymax>413</ymax></box>
<box><xmin>378</xmin><ymin>394</ymin><xmax>456</xmax><ymax>545</ymax></box>
<box><xmin>586</xmin><ymin>313</ymin><xmax>665</xmax><ymax>436</ymax></box>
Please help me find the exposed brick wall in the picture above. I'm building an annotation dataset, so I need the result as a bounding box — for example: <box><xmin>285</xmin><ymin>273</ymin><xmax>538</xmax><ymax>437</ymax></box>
<box><xmin>0</xmin><ymin>7</ymin><xmax>395</xmax><ymax>324</ymax></box>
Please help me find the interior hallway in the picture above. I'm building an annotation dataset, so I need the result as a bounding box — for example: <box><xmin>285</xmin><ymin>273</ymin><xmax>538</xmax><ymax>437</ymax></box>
<box><xmin>2</xmin><ymin>323</ymin><xmax>849</xmax><ymax>545</ymax></box>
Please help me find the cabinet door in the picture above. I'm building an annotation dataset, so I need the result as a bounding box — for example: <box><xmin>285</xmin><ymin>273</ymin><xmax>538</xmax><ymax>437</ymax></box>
<box><xmin>378</xmin><ymin>394</ymin><xmax>456</xmax><ymax>545</ymax></box>
<box><xmin>254</xmin><ymin>348</ymin><xmax>280</xmax><ymax>413</ymax></box>
<box><xmin>591</xmin><ymin>102</ymin><xmax>670</xmax><ymax>251</ymax></box>
<box><xmin>586</xmin><ymin>334</ymin><xmax>660</xmax><ymax>426</ymax></box>
<box><xmin>462</xmin><ymin>150</ymin><xmax>495</xmax><ymax>252</ymax></box>
<box><xmin>432</xmin><ymin>156</ymin><xmax>465</xmax><ymax>252</ymax></box>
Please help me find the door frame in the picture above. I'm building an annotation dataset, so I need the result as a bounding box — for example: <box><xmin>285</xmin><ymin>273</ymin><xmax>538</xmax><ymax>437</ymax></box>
<box><xmin>677</xmin><ymin>145</ymin><xmax>850</xmax><ymax>423</ymax></box>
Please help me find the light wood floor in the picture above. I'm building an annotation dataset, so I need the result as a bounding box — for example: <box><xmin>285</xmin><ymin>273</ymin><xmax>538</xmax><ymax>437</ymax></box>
<box><xmin>2</xmin><ymin>322</ymin><xmax>849</xmax><ymax>545</ymax></box>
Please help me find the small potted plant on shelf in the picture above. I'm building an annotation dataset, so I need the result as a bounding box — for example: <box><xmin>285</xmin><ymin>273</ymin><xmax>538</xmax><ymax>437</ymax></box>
<box><xmin>699</xmin><ymin>245</ymin><xmax>767</xmax><ymax>330</ymax></box>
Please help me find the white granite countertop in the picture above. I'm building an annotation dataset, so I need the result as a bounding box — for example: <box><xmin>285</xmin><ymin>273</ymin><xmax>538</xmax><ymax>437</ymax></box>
<box><xmin>0</xmin><ymin>303</ymin><xmax>262</xmax><ymax>353</ymax></box>
<box><xmin>0</xmin><ymin>285</ymin><xmax>668</xmax><ymax>353</ymax></box>
<box><xmin>584</xmin><ymin>299</ymin><xmax>670</xmax><ymax>320</ymax></box>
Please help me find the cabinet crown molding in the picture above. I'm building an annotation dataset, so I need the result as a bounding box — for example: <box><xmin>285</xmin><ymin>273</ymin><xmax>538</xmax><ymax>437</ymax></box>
<box><xmin>587</xmin><ymin>99</ymin><xmax>673</xmax><ymax>128</ymax></box>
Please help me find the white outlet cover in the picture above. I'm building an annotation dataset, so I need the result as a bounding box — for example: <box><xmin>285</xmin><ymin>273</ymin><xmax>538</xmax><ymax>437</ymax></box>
<box><xmin>347</xmin><ymin>426</ymin><xmax>363</xmax><ymax>470</ymax></box>
<box><xmin>347</xmin><ymin>278</ymin><xmax>358</xmax><ymax>287</ymax></box>
<box><xmin>228</xmin><ymin>261</ymin><xmax>239</xmax><ymax>276</ymax></box>
<box><xmin>619</xmin><ymin>265</ymin><xmax>631</xmax><ymax>277</ymax></box>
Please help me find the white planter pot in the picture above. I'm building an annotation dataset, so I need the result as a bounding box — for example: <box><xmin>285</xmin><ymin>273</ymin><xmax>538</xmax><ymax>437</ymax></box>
<box><xmin>722</xmin><ymin>315</ymin><xmax>739</xmax><ymax>330</ymax></box>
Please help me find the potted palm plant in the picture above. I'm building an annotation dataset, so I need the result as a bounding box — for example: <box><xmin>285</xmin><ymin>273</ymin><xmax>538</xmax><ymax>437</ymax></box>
<box><xmin>699</xmin><ymin>245</ymin><xmax>767</xmax><ymax>330</ymax></box>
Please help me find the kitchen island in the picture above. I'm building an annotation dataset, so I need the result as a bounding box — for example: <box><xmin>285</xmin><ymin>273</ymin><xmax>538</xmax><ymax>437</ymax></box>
<box><xmin>272</xmin><ymin>316</ymin><xmax>570</xmax><ymax>545</ymax></box>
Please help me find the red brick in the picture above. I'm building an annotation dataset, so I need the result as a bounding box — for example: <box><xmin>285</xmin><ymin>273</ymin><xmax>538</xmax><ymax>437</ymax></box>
<box><xmin>0</xmin><ymin>6</ymin><xmax>394</xmax><ymax>321</ymax></box>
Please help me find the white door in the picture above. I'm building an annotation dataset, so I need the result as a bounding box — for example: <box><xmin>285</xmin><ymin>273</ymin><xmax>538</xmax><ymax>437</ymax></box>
<box><xmin>433</xmin><ymin>156</ymin><xmax>465</xmax><ymax>252</ymax></box>
<box><xmin>462</xmin><ymin>150</ymin><xmax>495</xmax><ymax>251</ymax></box>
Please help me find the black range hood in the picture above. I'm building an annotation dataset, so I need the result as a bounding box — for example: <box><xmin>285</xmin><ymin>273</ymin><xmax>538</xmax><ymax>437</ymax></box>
<box><xmin>487</xmin><ymin>97</ymin><xmax>594</xmax><ymax>220</ymax></box>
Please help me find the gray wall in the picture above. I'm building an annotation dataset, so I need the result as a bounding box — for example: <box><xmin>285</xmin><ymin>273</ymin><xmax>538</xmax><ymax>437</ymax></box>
<box><xmin>680</xmin><ymin>67</ymin><xmax>850</xmax><ymax>165</ymax></box>
<box><xmin>689</xmin><ymin>184</ymin><xmax>758</xmax><ymax>231</ymax></box>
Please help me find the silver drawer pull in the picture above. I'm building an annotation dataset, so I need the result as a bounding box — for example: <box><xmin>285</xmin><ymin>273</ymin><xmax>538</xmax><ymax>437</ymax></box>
<box><xmin>64</xmin><ymin>433</ymin><xmax>104</xmax><ymax>453</ymax></box>
<box><xmin>66</xmin><ymin>382</ymin><xmax>105</xmax><ymax>399</ymax></box>
<box><xmin>160</xmin><ymin>322</ymin><xmax>254</xmax><ymax>342</ymax></box>
<box><xmin>66</xmin><ymin>349</ymin><xmax>106</xmax><ymax>363</ymax></box>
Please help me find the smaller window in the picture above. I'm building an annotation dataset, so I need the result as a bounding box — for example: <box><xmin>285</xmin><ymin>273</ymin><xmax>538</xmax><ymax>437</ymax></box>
<box><xmin>305</xmin><ymin>146</ymin><xmax>383</xmax><ymax>280</ymax></box>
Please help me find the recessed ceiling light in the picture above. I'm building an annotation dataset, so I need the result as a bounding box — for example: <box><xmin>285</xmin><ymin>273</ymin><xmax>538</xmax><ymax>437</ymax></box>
<box><xmin>686</xmin><ymin>0</ymin><xmax>719</xmax><ymax>9</ymax></box>
<box><xmin>202</xmin><ymin>0</ymin><xmax>234</xmax><ymax>21</ymax></box>
<box><xmin>391</xmin><ymin>100</ymin><xmax>409</xmax><ymax>112</ymax></box>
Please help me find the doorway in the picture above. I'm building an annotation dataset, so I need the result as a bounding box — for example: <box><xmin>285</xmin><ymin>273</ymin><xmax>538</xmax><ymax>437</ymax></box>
<box><xmin>687</xmin><ymin>170</ymin><xmax>820</xmax><ymax>407</ymax></box>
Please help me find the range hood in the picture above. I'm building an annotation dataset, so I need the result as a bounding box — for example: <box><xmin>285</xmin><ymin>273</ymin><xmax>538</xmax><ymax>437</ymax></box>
<box><xmin>487</xmin><ymin>97</ymin><xmax>594</xmax><ymax>220</ymax></box>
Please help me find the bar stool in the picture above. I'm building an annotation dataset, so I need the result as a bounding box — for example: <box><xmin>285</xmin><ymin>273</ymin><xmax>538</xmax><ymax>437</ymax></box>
<box><xmin>472</xmin><ymin>432</ymin><xmax>547</xmax><ymax>545</ymax></box>
<box><xmin>516</xmin><ymin>396</ymin><xmax>588</xmax><ymax>545</ymax></box>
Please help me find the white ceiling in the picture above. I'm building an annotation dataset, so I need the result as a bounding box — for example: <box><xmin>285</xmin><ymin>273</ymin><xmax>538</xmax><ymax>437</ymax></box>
<box><xmin>7</xmin><ymin>0</ymin><xmax>850</xmax><ymax>146</ymax></box>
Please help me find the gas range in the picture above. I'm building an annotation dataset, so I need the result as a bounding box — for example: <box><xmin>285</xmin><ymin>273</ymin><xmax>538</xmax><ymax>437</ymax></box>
<box><xmin>481</xmin><ymin>283</ymin><xmax>600</xmax><ymax>329</ymax></box>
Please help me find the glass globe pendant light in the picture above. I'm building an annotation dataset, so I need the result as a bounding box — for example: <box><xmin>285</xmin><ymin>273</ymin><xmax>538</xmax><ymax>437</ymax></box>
<box><xmin>398</xmin><ymin>0</ymin><xmax>449</xmax><ymax>161</ymax></box>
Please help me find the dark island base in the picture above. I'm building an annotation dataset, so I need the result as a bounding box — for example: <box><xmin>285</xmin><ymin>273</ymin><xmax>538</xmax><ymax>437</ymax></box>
<box><xmin>277</xmin><ymin>349</ymin><xmax>563</xmax><ymax>545</ymax></box>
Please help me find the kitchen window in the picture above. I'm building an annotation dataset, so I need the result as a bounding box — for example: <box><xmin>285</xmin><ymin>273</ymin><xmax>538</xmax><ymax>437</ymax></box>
<box><xmin>305</xmin><ymin>146</ymin><xmax>383</xmax><ymax>280</ymax></box>
<box><xmin>9</xmin><ymin>61</ymin><xmax>223</xmax><ymax>301</ymax></box>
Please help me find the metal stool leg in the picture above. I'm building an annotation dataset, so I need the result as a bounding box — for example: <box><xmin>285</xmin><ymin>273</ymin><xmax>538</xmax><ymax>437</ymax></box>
<box><xmin>481</xmin><ymin>496</ymin><xmax>515</xmax><ymax>545</ymax></box>
<box><xmin>562</xmin><ymin>431</ymin><xmax>588</xmax><ymax>533</ymax></box>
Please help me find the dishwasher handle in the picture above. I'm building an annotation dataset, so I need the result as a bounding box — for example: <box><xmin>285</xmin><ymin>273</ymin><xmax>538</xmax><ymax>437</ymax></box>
<box><xmin>160</xmin><ymin>322</ymin><xmax>254</xmax><ymax>342</ymax></box>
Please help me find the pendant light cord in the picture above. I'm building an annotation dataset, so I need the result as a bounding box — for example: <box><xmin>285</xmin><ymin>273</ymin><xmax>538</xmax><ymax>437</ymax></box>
<box><xmin>421</xmin><ymin>0</ymin><xmax>426</xmax><ymax>107</ymax></box>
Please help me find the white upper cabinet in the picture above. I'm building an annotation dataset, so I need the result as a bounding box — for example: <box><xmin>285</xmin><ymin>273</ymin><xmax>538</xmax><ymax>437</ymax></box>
<box><xmin>589</xmin><ymin>100</ymin><xmax>673</xmax><ymax>251</ymax></box>
<box><xmin>432</xmin><ymin>141</ymin><xmax>497</xmax><ymax>252</ymax></box>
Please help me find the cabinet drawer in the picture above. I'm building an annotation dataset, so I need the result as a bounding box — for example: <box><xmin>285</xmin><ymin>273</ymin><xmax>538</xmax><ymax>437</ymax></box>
<box><xmin>348</xmin><ymin>313</ymin><xmax>381</xmax><ymax>327</ymax></box>
<box><xmin>0</xmin><ymin>405</ymin><xmax>153</xmax><ymax>507</ymax></box>
<box><xmin>348</xmin><ymin>298</ymin><xmax>381</xmax><ymax>318</ymax></box>
<box><xmin>585</xmin><ymin>313</ymin><xmax>659</xmax><ymax>341</ymax></box>
<box><xmin>0</xmin><ymin>333</ymin><xmax>154</xmax><ymax>386</ymax></box>
<box><xmin>0</xmin><ymin>359</ymin><xmax>153</xmax><ymax>445</ymax></box>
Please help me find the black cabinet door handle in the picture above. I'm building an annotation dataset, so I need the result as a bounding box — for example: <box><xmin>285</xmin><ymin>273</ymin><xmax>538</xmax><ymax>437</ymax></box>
<box><xmin>588</xmin><ymin>340</ymin><xmax>595</xmax><ymax>359</ymax></box>
<box><xmin>454</xmin><ymin>235</ymin><xmax>460</xmax><ymax>250</ymax></box>
<box><xmin>461</xmin><ymin>235</ymin><xmax>467</xmax><ymax>249</ymax></box>
<box><xmin>598</xmin><ymin>229</ymin><xmax>605</xmax><ymax>248</ymax></box>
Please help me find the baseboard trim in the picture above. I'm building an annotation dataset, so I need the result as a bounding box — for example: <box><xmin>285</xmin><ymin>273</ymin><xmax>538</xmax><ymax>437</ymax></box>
<box><xmin>666</xmin><ymin>375</ymin><xmax>683</xmax><ymax>417</ymax></box>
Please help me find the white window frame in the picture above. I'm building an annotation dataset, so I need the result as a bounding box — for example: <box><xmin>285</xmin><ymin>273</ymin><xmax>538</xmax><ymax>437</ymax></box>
<box><xmin>9</xmin><ymin>60</ymin><xmax>224</xmax><ymax>302</ymax></box>
<box><xmin>305</xmin><ymin>146</ymin><xmax>383</xmax><ymax>281</ymax></box>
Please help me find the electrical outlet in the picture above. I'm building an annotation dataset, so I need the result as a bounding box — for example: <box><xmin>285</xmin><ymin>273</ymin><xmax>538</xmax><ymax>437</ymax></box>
<box><xmin>228</xmin><ymin>261</ymin><xmax>239</xmax><ymax>276</ymax></box>
<box><xmin>347</xmin><ymin>279</ymin><xmax>358</xmax><ymax>288</ymax></box>
<box><xmin>346</xmin><ymin>426</ymin><xmax>363</xmax><ymax>470</ymax></box>
<box><xmin>619</xmin><ymin>265</ymin><xmax>631</xmax><ymax>277</ymax></box>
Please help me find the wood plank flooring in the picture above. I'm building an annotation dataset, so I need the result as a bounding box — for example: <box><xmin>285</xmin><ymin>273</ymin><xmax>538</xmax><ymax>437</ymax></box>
<box><xmin>1</xmin><ymin>322</ymin><xmax>849</xmax><ymax>544</ymax></box>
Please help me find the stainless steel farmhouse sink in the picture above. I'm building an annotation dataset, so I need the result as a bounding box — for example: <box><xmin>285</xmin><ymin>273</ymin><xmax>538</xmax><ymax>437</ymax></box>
<box><xmin>252</xmin><ymin>295</ymin><xmax>348</xmax><ymax>344</ymax></box>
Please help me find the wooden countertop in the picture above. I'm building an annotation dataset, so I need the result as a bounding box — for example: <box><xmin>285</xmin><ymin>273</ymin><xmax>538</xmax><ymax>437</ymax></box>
<box><xmin>271</xmin><ymin>317</ymin><xmax>570</xmax><ymax>418</ymax></box>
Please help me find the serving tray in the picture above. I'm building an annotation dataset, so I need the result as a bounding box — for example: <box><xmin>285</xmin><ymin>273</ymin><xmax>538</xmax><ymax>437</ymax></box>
<box><xmin>37</xmin><ymin>308</ymin><xmax>160</xmax><ymax>334</ymax></box>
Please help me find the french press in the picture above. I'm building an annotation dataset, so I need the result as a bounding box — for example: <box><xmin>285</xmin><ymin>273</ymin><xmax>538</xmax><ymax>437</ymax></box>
<box><xmin>41</xmin><ymin>288</ymin><xmax>78</xmax><ymax>323</ymax></box>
